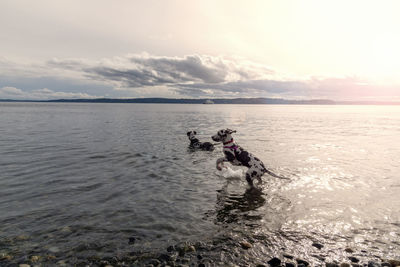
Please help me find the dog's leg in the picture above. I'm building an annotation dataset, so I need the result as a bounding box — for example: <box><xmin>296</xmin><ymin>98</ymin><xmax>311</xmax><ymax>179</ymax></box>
<box><xmin>246</xmin><ymin>166</ymin><xmax>264</xmax><ymax>187</ymax></box>
<box><xmin>216</xmin><ymin>157</ymin><xmax>227</xmax><ymax>170</ymax></box>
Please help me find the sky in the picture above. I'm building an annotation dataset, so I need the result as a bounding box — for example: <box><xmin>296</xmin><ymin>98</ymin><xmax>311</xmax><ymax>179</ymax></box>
<box><xmin>1</xmin><ymin>0</ymin><xmax>400</xmax><ymax>100</ymax></box>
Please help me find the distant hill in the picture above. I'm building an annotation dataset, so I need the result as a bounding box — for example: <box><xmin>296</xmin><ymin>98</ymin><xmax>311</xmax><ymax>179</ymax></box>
<box><xmin>1</xmin><ymin>97</ymin><xmax>399</xmax><ymax>105</ymax></box>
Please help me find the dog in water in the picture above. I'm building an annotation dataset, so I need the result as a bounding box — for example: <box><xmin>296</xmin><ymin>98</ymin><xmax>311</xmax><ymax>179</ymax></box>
<box><xmin>187</xmin><ymin>131</ymin><xmax>215</xmax><ymax>151</ymax></box>
<box><xmin>212</xmin><ymin>128</ymin><xmax>288</xmax><ymax>187</ymax></box>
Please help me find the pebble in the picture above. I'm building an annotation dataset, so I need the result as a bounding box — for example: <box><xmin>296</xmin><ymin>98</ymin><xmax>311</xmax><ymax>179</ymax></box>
<box><xmin>0</xmin><ymin>253</ymin><xmax>12</xmax><ymax>261</ymax></box>
<box><xmin>312</xmin><ymin>242</ymin><xmax>324</xmax><ymax>249</ymax></box>
<box><xmin>345</xmin><ymin>248</ymin><xmax>354</xmax><ymax>253</ymax></box>
<box><xmin>368</xmin><ymin>261</ymin><xmax>381</xmax><ymax>267</ymax></box>
<box><xmin>187</xmin><ymin>245</ymin><xmax>196</xmax><ymax>252</ymax></box>
<box><xmin>388</xmin><ymin>260</ymin><xmax>400</xmax><ymax>267</ymax></box>
<box><xmin>296</xmin><ymin>259</ymin><xmax>310</xmax><ymax>266</ymax></box>
<box><xmin>267</xmin><ymin>257</ymin><xmax>281</xmax><ymax>266</ymax></box>
<box><xmin>349</xmin><ymin>257</ymin><xmax>360</xmax><ymax>263</ymax></box>
<box><xmin>16</xmin><ymin>235</ymin><xmax>30</xmax><ymax>241</ymax></box>
<box><xmin>240</xmin><ymin>241</ymin><xmax>252</xmax><ymax>249</ymax></box>
<box><xmin>283</xmin><ymin>254</ymin><xmax>294</xmax><ymax>259</ymax></box>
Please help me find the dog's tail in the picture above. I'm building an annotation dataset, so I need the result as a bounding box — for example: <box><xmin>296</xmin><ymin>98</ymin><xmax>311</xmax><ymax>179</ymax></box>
<box><xmin>263</xmin><ymin>168</ymin><xmax>291</xmax><ymax>180</ymax></box>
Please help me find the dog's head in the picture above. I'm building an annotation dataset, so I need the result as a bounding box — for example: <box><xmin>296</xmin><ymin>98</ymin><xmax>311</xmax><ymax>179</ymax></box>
<box><xmin>211</xmin><ymin>129</ymin><xmax>236</xmax><ymax>143</ymax></box>
<box><xmin>186</xmin><ymin>130</ymin><xmax>197</xmax><ymax>140</ymax></box>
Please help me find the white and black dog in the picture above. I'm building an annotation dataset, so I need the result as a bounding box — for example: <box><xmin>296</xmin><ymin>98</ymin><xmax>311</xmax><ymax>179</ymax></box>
<box><xmin>212</xmin><ymin>129</ymin><xmax>288</xmax><ymax>187</ymax></box>
<box><xmin>187</xmin><ymin>131</ymin><xmax>215</xmax><ymax>151</ymax></box>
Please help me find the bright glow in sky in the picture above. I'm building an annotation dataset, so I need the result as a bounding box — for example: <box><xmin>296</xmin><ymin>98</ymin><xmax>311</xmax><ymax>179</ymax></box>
<box><xmin>1</xmin><ymin>0</ymin><xmax>399</xmax><ymax>100</ymax></box>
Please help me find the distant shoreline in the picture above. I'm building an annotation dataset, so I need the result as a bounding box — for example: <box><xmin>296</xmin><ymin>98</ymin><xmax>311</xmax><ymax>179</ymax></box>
<box><xmin>1</xmin><ymin>97</ymin><xmax>400</xmax><ymax>105</ymax></box>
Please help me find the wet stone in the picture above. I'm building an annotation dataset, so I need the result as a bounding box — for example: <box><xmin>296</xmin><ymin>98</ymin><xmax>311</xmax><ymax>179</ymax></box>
<box><xmin>349</xmin><ymin>256</ymin><xmax>360</xmax><ymax>263</ymax></box>
<box><xmin>267</xmin><ymin>257</ymin><xmax>281</xmax><ymax>266</ymax></box>
<box><xmin>296</xmin><ymin>259</ymin><xmax>310</xmax><ymax>266</ymax></box>
<box><xmin>159</xmin><ymin>253</ymin><xmax>173</xmax><ymax>262</ymax></box>
<box><xmin>283</xmin><ymin>254</ymin><xmax>294</xmax><ymax>259</ymax></box>
<box><xmin>240</xmin><ymin>241</ymin><xmax>252</xmax><ymax>249</ymax></box>
<box><xmin>368</xmin><ymin>261</ymin><xmax>381</xmax><ymax>267</ymax></box>
<box><xmin>128</xmin><ymin>237</ymin><xmax>136</xmax><ymax>244</ymax></box>
<box><xmin>312</xmin><ymin>242</ymin><xmax>324</xmax><ymax>249</ymax></box>
<box><xmin>388</xmin><ymin>260</ymin><xmax>400</xmax><ymax>267</ymax></box>
<box><xmin>149</xmin><ymin>259</ymin><xmax>160</xmax><ymax>266</ymax></box>
<box><xmin>167</xmin><ymin>245</ymin><xmax>175</xmax><ymax>252</ymax></box>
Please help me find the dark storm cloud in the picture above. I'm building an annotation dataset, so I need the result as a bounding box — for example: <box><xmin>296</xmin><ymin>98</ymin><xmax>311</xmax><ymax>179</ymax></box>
<box><xmin>47</xmin><ymin>54</ymin><xmax>273</xmax><ymax>92</ymax></box>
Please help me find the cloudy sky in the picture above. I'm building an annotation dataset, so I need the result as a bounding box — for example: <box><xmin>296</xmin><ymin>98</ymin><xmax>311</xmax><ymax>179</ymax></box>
<box><xmin>1</xmin><ymin>0</ymin><xmax>400</xmax><ymax>100</ymax></box>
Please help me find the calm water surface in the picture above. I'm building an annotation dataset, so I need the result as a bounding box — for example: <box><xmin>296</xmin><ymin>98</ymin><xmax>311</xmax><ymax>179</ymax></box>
<box><xmin>0</xmin><ymin>103</ymin><xmax>399</xmax><ymax>265</ymax></box>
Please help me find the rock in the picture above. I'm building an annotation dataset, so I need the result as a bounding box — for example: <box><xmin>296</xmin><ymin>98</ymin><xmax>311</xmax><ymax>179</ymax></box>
<box><xmin>348</xmin><ymin>257</ymin><xmax>360</xmax><ymax>263</ymax></box>
<box><xmin>19</xmin><ymin>264</ymin><xmax>31</xmax><ymax>267</ymax></box>
<box><xmin>267</xmin><ymin>257</ymin><xmax>281</xmax><ymax>266</ymax></box>
<box><xmin>326</xmin><ymin>263</ymin><xmax>339</xmax><ymax>267</ymax></box>
<box><xmin>48</xmin><ymin>246</ymin><xmax>60</xmax><ymax>253</ymax></box>
<box><xmin>159</xmin><ymin>253</ymin><xmax>172</xmax><ymax>262</ymax></box>
<box><xmin>312</xmin><ymin>242</ymin><xmax>324</xmax><ymax>249</ymax></box>
<box><xmin>340</xmin><ymin>263</ymin><xmax>351</xmax><ymax>267</ymax></box>
<box><xmin>56</xmin><ymin>260</ymin><xmax>67</xmax><ymax>266</ymax></box>
<box><xmin>388</xmin><ymin>260</ymin><xmax>400</xmax><ymax>267</ymax></box>
<box><xmin>60</xmin><ymin>226</ymin><xmax>71</xmax><ymax>233</ymax></box>
<box><xmin>296</xmin><ymin>259</ymin><xmax>310</xmax><ymax>266</ymax></box>
<box><xmin>240</xmin><ymin>241</ymin><xmax>252</xmax><ymax>249</ymax></box>
<box><xmin>0</xmin><ymin>253</ymin><xmax>12</xmax><ymax>261</ymax></box>
<box><xmin>187</xmin><ymin>245</ymin><xmax>196</xmax><ymax>252</ymax></box>
<box><xmin>16</xmin><ymin>235</ymin><xmax>30</xmax><ymax>241</ymax></box>
<box><xmin>149</xmin><ymin>259</ymin><xmax>160</xmax><ymax>266</ymax></box>
<box><xmin>344</xmin><ymin>248</ymin><xmax>354</xmax><ymax>253</ymax></box>
<box><xmin>367</xmin><ymin>262</ymin><xmax>380</xmax><ymax>267</ymax></box>
<box><xmin>283</xmin><ymin>254</ymin><xmax>294</xmax><ymax>259</ymax></box>
<box><xmin>285</xmin><ymin>262</ymin><xmax>296</xmax><ymax>267</ymax></box>
<box><xmin>30</xmin><ymin>255</ymin><xmax>41</xmax><ymax>262</ymax></box>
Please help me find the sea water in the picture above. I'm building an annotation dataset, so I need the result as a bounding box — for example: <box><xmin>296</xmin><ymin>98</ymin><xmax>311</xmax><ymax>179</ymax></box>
<box><xmin>0</xmin><ymin>103</ymin><xmax>399</xmax><ymax>265</ymax></box>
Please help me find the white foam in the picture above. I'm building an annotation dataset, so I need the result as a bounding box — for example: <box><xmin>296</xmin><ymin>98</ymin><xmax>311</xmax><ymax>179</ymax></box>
<box><xmin>216</xmin><ymin>166</ymin><xmax>244</xmax><ymax>178</ymax></box>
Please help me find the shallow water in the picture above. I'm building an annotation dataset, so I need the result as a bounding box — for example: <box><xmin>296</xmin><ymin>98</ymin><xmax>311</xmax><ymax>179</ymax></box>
<box><xmin>0</xmin><ymin>103</ymin><xmax>399</xmax><ymax>265</ymax></box>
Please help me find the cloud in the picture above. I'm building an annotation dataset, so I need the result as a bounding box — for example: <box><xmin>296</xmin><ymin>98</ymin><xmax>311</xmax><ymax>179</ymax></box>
<box><xmin>48</xmin><ymin>54</ymin><xmax>275</xmax><ymax>89</ymax></box>
<box><xmin>1</xmin><ymin>54</ymin><xmax>399</xmax><ymax>100</ymax></box>
<box><xmin>0</xmin><ymin>87</ymin><xmax>97</xmax><ymax>100</ymax></box>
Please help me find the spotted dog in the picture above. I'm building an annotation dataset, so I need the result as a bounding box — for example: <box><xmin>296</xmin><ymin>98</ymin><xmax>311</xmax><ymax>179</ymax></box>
<box><xmin>187</xmin><ymin>131</ymin><xmax>215</xmax><ymax>151</ymax></box>
<box><xmin>212</xmin><ymin>129</ymin><xmax>287</xmax><ymax>187</ymax></box>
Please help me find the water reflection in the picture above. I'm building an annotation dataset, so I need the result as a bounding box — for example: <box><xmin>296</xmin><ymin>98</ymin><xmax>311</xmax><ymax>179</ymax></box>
<box><xmin>214</xmin><ymin>183</ymin><xmax>266</xmax><ymax>225</ymax></box>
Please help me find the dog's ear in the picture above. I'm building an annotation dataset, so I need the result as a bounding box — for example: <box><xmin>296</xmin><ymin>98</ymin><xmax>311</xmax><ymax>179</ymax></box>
<box><xmin>194</xmin><ymin>131</ymin><xmax>197</xmax><ymax>135</ymax></box>
<box><xmin>187</xmin><ymin>131</ymin><xmax>191</xmax><ymax>136</ymax></box>
<box><xmin>226</xmin><ymin>129</ymin><xmax>236</xmax><ymax>134</ymax></box>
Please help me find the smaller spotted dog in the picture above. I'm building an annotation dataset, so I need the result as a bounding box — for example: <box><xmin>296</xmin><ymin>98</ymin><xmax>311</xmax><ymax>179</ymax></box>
<box><xmin>187</xmin><ymin>131</ymin><xmax>215</xmax><ymax>151</ymax></box>
<box><xmin>212</xmin><ymin>128</ymin><xmax>288</xmax><ymax>187</ymax></box>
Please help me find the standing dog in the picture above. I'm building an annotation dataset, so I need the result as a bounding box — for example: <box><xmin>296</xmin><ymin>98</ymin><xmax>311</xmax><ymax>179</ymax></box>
<box><xmin>212</xmin><ymin>129</ymin><xmax>287</xmax><ymax>187</ymax></box>
<box><xmin>187</xmin><ymin>131</ymin><xmax>215</xmax><ymax>151</ymax></box>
